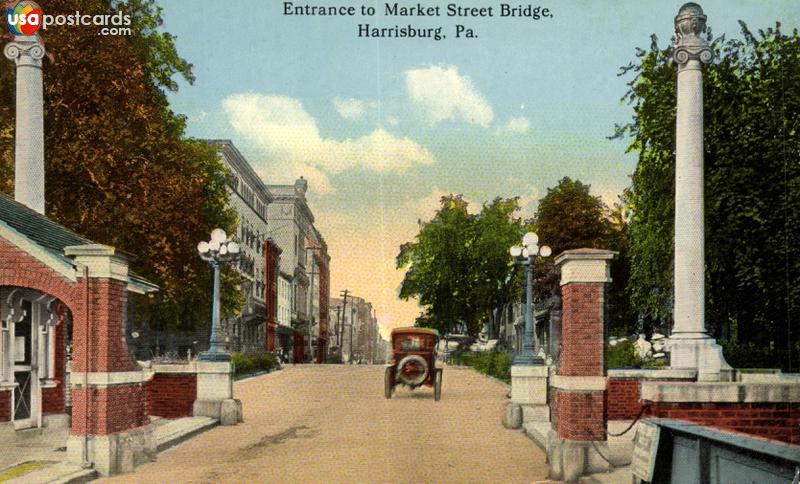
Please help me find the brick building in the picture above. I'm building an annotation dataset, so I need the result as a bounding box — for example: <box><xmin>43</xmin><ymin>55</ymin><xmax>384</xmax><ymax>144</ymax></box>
<box><xmin>213</xmin><ymin>140</ymin><xmax>274</xmax><ymax>354</ymax></box>
<box><xmin>267</xmin><ymin>178</ymin><xmax>332</xmax><ymax>363</ymax></box>
<box><xmin>0</xmin><ymin>192</ymin><xmax>159</xmax><ymax>473</ymax></box>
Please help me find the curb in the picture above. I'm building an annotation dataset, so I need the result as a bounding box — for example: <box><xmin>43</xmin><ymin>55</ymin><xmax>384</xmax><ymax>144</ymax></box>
<box><xmin>234</xmin><ymin>366</ymin><xmax>286</xmax><ymax>381</ymax></box>
<box><xmin>155</xmin><ymin>417</ymin><xmax>220</xmax><ymax>452</ymax></box>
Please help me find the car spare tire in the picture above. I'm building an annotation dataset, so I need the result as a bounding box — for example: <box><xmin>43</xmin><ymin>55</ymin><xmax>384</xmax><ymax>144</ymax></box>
<box><xmin>396</xmin><ymin>354</ymin><xmax>428</xmax><ymax>386</ymax></box>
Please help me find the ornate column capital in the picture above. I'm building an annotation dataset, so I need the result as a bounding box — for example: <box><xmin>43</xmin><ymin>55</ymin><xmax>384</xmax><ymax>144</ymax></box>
<box><xmin>673</xmin><ymin>3</ymin><xmax>712</xmax><ymax>68</ymax></box>
<box><xmin>4</xmin><ymin>35</ymin><xmax>45</xmax><ymax>68</ymax></box>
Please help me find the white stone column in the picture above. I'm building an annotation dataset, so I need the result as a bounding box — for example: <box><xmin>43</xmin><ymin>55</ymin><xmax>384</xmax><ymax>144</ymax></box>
<box><xmin>193</xmin><ymin>361</ymin><xmax>242</xmax><ymax>425</ymax></box>
<box><xmin>668</xmin><ymin>3</ymin><xmax>731</xmax><ymax>380</ymax></box>
<box><xmin>4</xmin><ymin>35</ymin><xmax>45</xmax><ymax>214</ymax></box>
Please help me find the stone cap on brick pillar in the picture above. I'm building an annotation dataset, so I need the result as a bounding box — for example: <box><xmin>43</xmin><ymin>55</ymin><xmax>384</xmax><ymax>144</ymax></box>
<box><xmin>64</xmin><ymin>244</ymin><xmax>130</xmax><ymax>282</ymax></box>
<box><xmin>554</xmin><ymin>248</ymin><xmax>616</xmax><ymax>286</ymax></box>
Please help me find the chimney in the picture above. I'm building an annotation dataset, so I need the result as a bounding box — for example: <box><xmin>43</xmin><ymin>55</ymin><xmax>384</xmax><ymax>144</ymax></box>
<box><xmin>294</xmin><ymin>176</ymin><xmax>308</xmax><ymax>196</ymax></box>
<box><xmin>4</xmin><ymin>35</ymin><xmax>46</xmax><ymax>214</ymax></box>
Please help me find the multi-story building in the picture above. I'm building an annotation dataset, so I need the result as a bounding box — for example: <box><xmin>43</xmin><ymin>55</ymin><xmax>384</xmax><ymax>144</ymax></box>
<box><xmin>212</xmin><ymin>140</ymin><xmax>274</xmax><ymax>354</ymax></box>
<box><xmin>355</xmin><ymin>300</ymin><xmax>376</xmax><ymax>363</ymax></box>
<box><xmin>328</xmin><ymin>294</ymin><xmax>380</xmax><ymax>364</ymax></box>
<box><xmin>307</xmin><ymin>226</ymin><xmax>330</xmax><ymax>363</ymax></box>
<box><xmin>328</xmin><ymin>297</ymin><xmax>345</xmax><ymax>361</ymax></box>
<box><xmin>267</xmin><ymin>177</ymin><xmax>315</xmax><ymax>362</ymax></box>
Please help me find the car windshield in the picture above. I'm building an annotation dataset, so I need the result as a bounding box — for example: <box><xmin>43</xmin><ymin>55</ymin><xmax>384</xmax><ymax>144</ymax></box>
<box><xmin>394</xmin><ymin>334</ymin><xmax>435</xmax><ymax>351</ymax></box>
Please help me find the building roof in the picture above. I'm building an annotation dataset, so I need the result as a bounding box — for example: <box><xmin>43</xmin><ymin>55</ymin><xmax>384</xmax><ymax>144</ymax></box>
<box><xmin>268</xmin><ymin>178</ymin><xmax>314</xmax><ymax>225</ymax></box>
<box><xmin>0</xmin><ymin>192</ymin><xmax>92</xmax><ymax>258</ymax></box>
<box><xmin>0</xmin><ymin>192</ymin><xmax>157</xmax><ymax>292</ymax></box>
<box><xmin>207</xmin><ymin>139</ymin><xmax>274</xmax><ymax>204</ymax></box>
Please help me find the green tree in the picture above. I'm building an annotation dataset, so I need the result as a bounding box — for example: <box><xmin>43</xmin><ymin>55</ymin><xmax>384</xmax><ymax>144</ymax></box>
<box><xmin>531</xmin><ymin>177</ymin><xmax>632</xmax><ymax>335</ymax></box>
<box><xmin>615</xmin><ymin>23</ymin><xmax>800</xmax><ymax>369</ymax></box>
<box><xmin>397</xmin><ymin>195</ymin><xmax>522</xmax><ymax>337</ymax></box>
<box><xmin>533</xmin><ymin>177</ymin><xmax>614</xmax><ymax>255</ymax></box>
<box><xmin>0</xmin><ymin>0</ymin><xmax>240</xmax><ymax>336</ymax></box>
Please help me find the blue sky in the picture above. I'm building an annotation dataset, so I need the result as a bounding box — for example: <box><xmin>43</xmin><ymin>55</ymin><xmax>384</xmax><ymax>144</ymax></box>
<box><xmin>158</xmin><ymin>1</ymin><xmax>799</xmax><ymax>334</ymax></box>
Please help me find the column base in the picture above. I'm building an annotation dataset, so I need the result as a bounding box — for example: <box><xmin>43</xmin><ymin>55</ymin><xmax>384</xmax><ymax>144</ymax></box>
<box><xmin>66</xmin><ymin>424</ymin><xmax>155</xmax><ymax>476</ymax></box>
<box><xmin>509</xmin><ymin>365</ymin><xmax>550</xmax><ymax>426</ymax></box>
<box><xmin>668</xmin><ymin>335</ymin><xmax>734</xmax><ymax>381</ymax></box>
<box><xmin>546</xmin><ymin>431</ymin><xmax>612</xmax><ymax>482</ymax></box>
<box><xmin>193</xmin><ymin>398</ymin><xmax>243</xmax><ymax>425</ymax></box>
<box><xmin>43</xmin><ymin>413</ymin><xmax>70</xmax><ymax>429</ymax></box>
<box><xmin>196</xmin><ymin>361</ymin><xmax>234</xmax><ymax>400</ymax></box>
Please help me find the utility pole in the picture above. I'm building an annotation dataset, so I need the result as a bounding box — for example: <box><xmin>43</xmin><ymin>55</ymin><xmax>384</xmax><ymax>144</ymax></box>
<box><xmin>371</xmin><ymin>308</ymin><xmax>377</xmax><ymax>364</ymax></box>
<box><xmin>350</xmin><ymin>303</ymin><xmax>356</xmax><ymax>364</ymax></box>
<box><xmin>339</xmin><ymin>289</ymin><xmax>349</xmax><ymax>361</ymax></box>
<box><xmin>334</xmin><ymin>305</ymin><xmax>342</xmax><ymax>356</ymax></box>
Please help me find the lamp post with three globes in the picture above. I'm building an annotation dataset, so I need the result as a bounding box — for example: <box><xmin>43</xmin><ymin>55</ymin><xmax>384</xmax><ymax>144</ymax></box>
<box><xmin>197</xmin><ymin>228</ymin><xmax>240</xmax><ymax>361</ymax></box>
<box><xmin>509</xmin><ymin>232</ymin><xmax>551</xmax><ymax>365</ymax></box>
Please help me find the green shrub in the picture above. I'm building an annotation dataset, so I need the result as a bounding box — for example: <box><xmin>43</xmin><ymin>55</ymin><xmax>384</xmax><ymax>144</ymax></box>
<box><xmin>605</xmin><ymin>339</ymin><xmax>670</xmax><ymax>369</ymax></box>
<box><xmin>231</xmin><ymin>352</ymin><xmax>280</xmax><ymax>377</ymax></box>
<box><xmin>721</xmin><ymin>341</ymin><xmax>784</xmax><ymax>370</ymax></box>
<box><xmin>605</xmin><ymin>340</ymin><xmax>639</xmax><ymax>369</ymax></box>
<box><xmin>451</xmin><ymin>350</ymin><xmax>511</xmax><ymax>383</ymax></box>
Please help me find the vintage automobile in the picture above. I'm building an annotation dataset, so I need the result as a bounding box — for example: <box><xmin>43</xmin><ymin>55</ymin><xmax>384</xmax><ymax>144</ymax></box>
<box><xmin>384</xmin><ymin>327</ymin><xmax>442</xmax><ymax>401</ymax></box>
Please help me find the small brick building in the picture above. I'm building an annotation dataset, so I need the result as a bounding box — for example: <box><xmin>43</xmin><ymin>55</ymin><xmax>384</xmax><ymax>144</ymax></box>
<box><xmin>0</xmin><ymin>192</ymin><xmax>159</xmax><ymax>474</ymax></box>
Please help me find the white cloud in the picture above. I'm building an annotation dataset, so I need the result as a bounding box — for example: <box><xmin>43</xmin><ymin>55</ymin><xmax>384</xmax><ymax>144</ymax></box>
<box><xmin>516</xmin><ymin>183</ymin><xmax>540</xmax><ymax>216</ymax></box>
<box><xmin>332</xmin><ymin>97</ymin><xmax>368</xmax><ymax>119</ymax></box>
<box><xmin>496</xmin><ymin>117</ymin><xmax>532</xmax><ymax>135</ymax></box>
<box><xmin>222</xmin><ymin>93</ymin><xmax>436</xmax><ymax>193</ymax></box>
<box><xmin>406</xmin><ymin>65</ymin><xmax>494</xmax><ymax>127</ymax></box>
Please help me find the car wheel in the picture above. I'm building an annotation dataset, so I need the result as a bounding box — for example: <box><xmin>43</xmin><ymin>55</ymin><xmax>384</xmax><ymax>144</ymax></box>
<box><xmin>384</xmin><ymin>366</ymin><xmax>393</xmax><ymax>399</ymax></box>
<box><xmin>434</xmin><ymin>368</ymin><xmax>442</xmax><ymax>401</ymax></box>
<box><xmin>396</xmin><ymin>354</ymin><xmax>429</xmax><ymax>387</ymax></box>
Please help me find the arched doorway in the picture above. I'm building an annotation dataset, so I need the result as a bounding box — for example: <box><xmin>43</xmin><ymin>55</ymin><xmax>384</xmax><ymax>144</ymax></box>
<box><xmin>0</xmin><ymin>286</ymin><xmax>71</xmax><ymax>430</ymax></box>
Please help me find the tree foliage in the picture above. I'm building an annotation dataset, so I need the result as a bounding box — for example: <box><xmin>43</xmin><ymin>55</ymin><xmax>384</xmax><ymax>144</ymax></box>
<box><xmin>396</xmin><ymin>195</ymin><xmax>522</xmax><ymax>337</ymax></box>
<box><xmin>616</xmin><ymin>23</ymin><xmax>800</xmax><ymax>369</ymax></box>
<box><xmin>533</xmin><ymin>177</ymin><xmax>616</xmax><ymax>255</ymax></box>
<box><xmin>532</xmin><ymin>177</ymin><xmax>632</xmax><ymax>335</ymax></box>
<box><xmin>0</xmin><ymin>0</ymin><xmax>239</xmax><ymax>334</ymax></box>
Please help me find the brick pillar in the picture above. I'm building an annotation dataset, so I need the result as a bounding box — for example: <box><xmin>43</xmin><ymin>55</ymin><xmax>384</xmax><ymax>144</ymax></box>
<box><xmin>548</xmin><ymin>249</ymin><xmax>614</xmax><ymax>481</ymax></box>
<box><xmin>317</xmin><ymin>251</ymin><xmax>329</xmax><ymax>363</ymax></box>
<box><xmin>264</xmin><ymin>239</ymin><xmax>281</xmax><ymax>353</ymax></box>
<box><xmin>63</xmin><ymin>245</ymin><xmax>154</xmax><ymax>476</ymax></box>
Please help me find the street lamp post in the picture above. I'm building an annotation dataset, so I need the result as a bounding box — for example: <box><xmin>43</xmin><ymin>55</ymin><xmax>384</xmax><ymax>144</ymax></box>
<box><xmin>197</xmin><ymin>228</ymin><xmax>240</xmax><ymax>362</ymax></box>
<box><xmin>510</xmin><ymin>232</ymin><xmax>552</xmax><ymax>366</ymax></box>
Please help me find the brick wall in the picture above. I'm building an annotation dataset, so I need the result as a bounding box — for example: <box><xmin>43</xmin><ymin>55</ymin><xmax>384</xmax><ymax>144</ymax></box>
<box><xmin>605</xmin><ymin>377</ymin><xmax>800</xmax><ymax>445</ymax></box>
<box><xmin>648</xmin><ymin>402</ymin><xmax>800</xmax><ymax>445</ymax></box>
<box><xmin>317</xmin><ymin>252</ymin><xmax>329</xmax><ymax>363</ymax></box>
<box><xmin>71</xmin><ymin>383</ymin><xmax>148</xmax><ymax>435</ymax></box>
<box><xmin>0</xmin><ymin>389</ymin><xmax>10</xmax><ymax>421</ymax></box>
<box><xmin>559</xmin><ymin>283</ymin><xmax>604</xmax><ymax>376</ymax></box>
<box><xmin>555</xmin><ymin>390</ymin><xmax>606</xmax><ymax>440</ymax></box>
<box><xmin>0</xmin><ymin>238</ymin><xmax>80</xmax><ymax>315</ymax></box>
<box><xmin>147</xmin><ymin>373</ymin><xmax>197</xmax><ymax>419</ymax></box>
<box><xmin>606</xmin><ymin>378</ymin><xmax>642</xmax><ymax>420</ymax></box>
<box><xmin>264</xmin><ymin>240</ymin><xmax>280</xmax><ymax>352</ymax></box>
<box><xmin>71</xmin><ymin>279</ymin><xmax>136</xmax><ymax>374</ymax></box>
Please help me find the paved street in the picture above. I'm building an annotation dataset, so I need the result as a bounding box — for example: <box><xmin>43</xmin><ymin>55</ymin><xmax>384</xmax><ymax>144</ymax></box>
<box><xmin>105</xmin><ymin>364</ymin><xmax>550</xmax><ymax>483</ymax></box>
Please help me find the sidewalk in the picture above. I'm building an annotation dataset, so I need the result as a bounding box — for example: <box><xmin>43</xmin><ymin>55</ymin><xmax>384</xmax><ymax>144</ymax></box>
<box><xmin>0</xmin><ymin>417</ymin><xmax>218</xmax><ymax>483</ymax></box>
<box><xmin>522</xmin><ymin>421</ymin><xmax>634</xmax><ymax>484</ymax></box>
